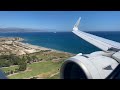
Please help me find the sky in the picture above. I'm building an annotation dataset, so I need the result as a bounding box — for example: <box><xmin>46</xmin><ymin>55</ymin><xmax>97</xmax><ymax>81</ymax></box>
<box><xmin>0</xmin><ymin>11</ymin><xmax>120</xmax><ymax>32</ymax></box>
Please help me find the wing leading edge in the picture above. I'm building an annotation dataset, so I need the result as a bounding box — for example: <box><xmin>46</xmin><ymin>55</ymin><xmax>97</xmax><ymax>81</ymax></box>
<box><xmin>72</xmin><ymin>17</ymin><xmax>120</xmax><ymax>52</ymax></box>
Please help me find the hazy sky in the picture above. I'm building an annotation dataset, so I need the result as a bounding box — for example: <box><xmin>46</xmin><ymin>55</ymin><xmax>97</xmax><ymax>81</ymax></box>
<box><xmin>0</xmin><ymin>11</ymin><xmax>120</xmax><ymax>32</ymax></box>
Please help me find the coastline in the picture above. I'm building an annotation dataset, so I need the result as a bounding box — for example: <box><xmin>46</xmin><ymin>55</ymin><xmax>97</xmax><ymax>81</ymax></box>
<box><xmin>20</xmin><ymin>41</ymin><xmax>74</xmax><ymax>55</ymax></box>
<box><xmin>0</xmin><ymin>37</ymin><xmax>74</xmax><ymax>56</ymax></box>
<box><xmin>18</xmin><ymin>37</ymin><xmax>74</xmax><ymax>55</ymax></box>
<box><xmin>23</xmin><ymin>42</ymin><xmax>74</xmax><ymax>54</ymax></box>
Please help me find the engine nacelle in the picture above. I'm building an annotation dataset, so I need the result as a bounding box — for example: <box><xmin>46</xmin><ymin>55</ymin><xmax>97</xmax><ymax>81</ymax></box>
<box><xmin>60</xmin><ymin>51</ymin><xmax>119</xmax><ymax>79</ymax></box>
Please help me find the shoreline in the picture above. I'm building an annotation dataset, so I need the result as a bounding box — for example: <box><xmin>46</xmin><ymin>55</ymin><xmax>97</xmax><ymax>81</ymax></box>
<box><xmin>20</xmin><ymin>41</ymin><xmax>74</xmax><ymax>55</ymax></box>
<box><xmin>0</xmin><ymin>37</ymin><xmax>74</xmax><ymax>56</ymax></box>
<box><xmin>23</xmin><ymin>42</ymin><xmax>74</xmax><ymax>54</ymax></box>
<box><xmin>18</xmin><ymin>37</ymin><xmax>74</xmax><ymax>55</ymax></box>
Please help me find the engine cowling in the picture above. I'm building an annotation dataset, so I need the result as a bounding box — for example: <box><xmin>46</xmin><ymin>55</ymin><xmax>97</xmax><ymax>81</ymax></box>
<box><xmin>60</xmin><ymin>51</ymin><xmax>119</xmax><ymax>79</ymax></box>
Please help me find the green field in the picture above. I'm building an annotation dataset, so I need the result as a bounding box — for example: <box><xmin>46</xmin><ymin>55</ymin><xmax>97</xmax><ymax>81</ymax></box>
<box><xmin>1</xmin><ymin>65</ymin><xmax>19</xmax><ymax>72</ymax></box>
<box><xmin>0</xmin><ymin>50</ymin><xmax>73</xmax><ymax>79</ymax></box>
<box><xmin>1</xmin><ymin>61</ymin><xmax>63</xmax><ymax>79</ymax></box>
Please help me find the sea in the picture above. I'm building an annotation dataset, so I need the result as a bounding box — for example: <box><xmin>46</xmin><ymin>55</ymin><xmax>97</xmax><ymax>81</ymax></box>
<box><xmin>0</xmin><ymin>31</ymin><xmax>120</xmax><ymax>54</ymax></box>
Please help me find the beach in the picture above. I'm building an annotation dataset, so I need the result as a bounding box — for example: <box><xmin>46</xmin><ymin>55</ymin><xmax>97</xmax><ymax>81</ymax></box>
<box><xmin>0</xmin><ymin>37</ymin><xmax>73</xmax><ymax>56</ymax></box>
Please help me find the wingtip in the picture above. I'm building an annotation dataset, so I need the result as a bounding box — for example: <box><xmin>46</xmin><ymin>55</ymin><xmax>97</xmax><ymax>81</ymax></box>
<box><xmin>73</xmin><ymin>17</ymin><xmax>81</xmax><ymax>31</ymax></box>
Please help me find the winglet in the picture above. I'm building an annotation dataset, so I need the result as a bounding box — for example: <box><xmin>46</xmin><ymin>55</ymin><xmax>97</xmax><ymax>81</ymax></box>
<box><xmin>73</xmin><ymin>17</ymin><xmax>81</xmax><ymax>31</ymax></box>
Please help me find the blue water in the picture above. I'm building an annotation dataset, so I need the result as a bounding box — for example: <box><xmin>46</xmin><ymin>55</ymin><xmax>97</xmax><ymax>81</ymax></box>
<box><xmin>0</xmin><ymin>31</ymin><xmax>120</xmax><ymax>54</ymax></box>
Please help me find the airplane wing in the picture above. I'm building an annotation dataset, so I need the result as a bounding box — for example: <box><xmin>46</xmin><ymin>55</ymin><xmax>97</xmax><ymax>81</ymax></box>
<box><xmin>72</xmin><ymin>17</ymin><xmax>120</xmax><ymax>52</ymax></box>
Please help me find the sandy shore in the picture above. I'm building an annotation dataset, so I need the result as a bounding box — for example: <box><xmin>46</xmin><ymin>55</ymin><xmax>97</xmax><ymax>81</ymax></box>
<box><xmin>19</xmin><ymin>41</ymin><xmax>74</xmax><ymax>55</ymax></box>
<box><xmin>0</xmin><ymin>37</ymin><xmax>74</xmax><ymax>56</ymax></box>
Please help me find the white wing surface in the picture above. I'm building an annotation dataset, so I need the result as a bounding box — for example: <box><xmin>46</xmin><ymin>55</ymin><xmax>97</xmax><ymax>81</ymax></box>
<box><xmin>72</xmin><ymin>17</ymin><xmax>120</xmax><ymax>52</ymax></box>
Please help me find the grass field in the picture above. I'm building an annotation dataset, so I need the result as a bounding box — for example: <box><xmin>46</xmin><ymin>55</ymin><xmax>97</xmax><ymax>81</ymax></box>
<box><xmin>1</xmin><ymin>61</ymin><xmax>63</xmax><ymax>79</ymax></box>
<box><xmin>1</xmin><ymin>65</ymin><xmax>19</xmax><ymax>73</ymax></box>
<box><xmin>0</xmin><ymin>50</ymin><xmax>73</xmax><ymax>79</ymax></box>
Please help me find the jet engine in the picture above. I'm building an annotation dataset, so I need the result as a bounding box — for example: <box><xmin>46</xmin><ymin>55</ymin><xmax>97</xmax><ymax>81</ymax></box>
<box><xmin>60</xmin><ymin>51</ymin><xmax>120</xmax><ymax>79</ymax></box>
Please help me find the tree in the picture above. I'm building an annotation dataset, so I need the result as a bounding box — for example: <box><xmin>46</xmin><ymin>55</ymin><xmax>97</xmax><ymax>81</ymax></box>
<box><xmin>0</xmin><ymin>54</ymin><xmax>21</xmax><ymax>67</ymax></box>
<box><xmin>26</xmin><ymin>55</ymin><xmax>32</xmax><ymax>63</ymax></box>
<box><xmin>0</xmin><ymin>59</ymin><xmax>11</xmax><ymax>67</ymax></box>
<box><xmin>9</xmin><ymin>54</ymin><xmax>21</xmax><ymax>65</ymax></box>
<box><xmin>18</xmin><ymin>62</ymin><xmax>27</xmax><ymax>71</ymax></box>
<box><xmin>18</xmin><ymin>56</ymin><xmax>27</xmax><ymax>71</ymax></box>
<box><xmin>10</xmin><ymin>70</ymin><xmax>14</xmax><ymax>74</ymax></box>
<box><xmin>32</xmin><ymin>55</ymin><xmax>38</xmax><ymax>62</ymax></box>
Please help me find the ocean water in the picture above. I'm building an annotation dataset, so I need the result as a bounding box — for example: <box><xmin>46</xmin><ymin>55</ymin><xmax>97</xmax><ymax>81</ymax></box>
<box><xmin>0</xmin><ymin>31</ymin><xmax>120</xmax><ymax>54</ymax></box>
